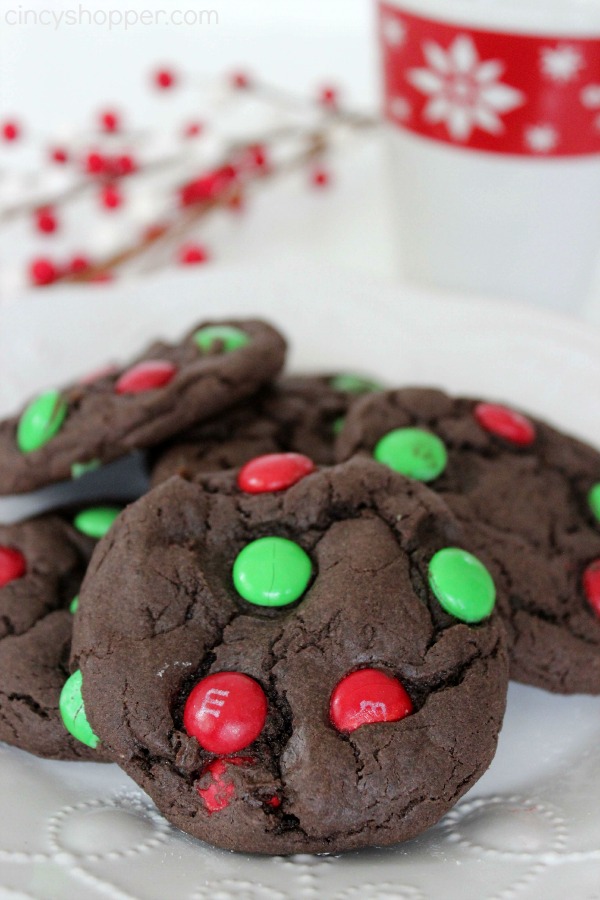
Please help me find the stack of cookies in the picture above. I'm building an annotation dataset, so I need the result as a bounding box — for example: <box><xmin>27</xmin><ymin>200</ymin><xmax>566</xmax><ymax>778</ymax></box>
<box><xmin>1</xmin><ymin>317</ymin><xmax>599</xmax><ymax>856</ymax></box>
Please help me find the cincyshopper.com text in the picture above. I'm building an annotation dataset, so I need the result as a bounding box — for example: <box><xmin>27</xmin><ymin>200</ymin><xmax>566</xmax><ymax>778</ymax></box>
<box><xmin>3</xmin><ymin>6</ymin><xmax>219</xmax><ymax>30</ymax></box>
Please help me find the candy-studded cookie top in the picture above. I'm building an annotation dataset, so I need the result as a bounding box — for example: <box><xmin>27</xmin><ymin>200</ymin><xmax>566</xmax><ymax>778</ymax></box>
<box><xmin>73</xmin><ymin>458</ymin><xmax>507</xmax><ymax>855</ymax></box>
<box><xmin>149</xmin><ymin>373</ymin><xmax>382</xmax><ymax>487</ymax></box>
<box><xmin>337</xmin><ymin>387</ymin><xmax>600</xmax><ymax>694</ymax></box>
<box><xmin>0</xmin><ymin>319</ymin><xmax>286</xmax><ymax>495</ymax></box>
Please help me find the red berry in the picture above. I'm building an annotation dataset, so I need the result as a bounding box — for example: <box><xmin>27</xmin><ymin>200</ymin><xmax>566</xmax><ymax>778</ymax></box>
<box><xmin>330</xmin><ymin>669</ymin><xmax>413</xmax><ymax>734</ymax></box>
<box><xmin>154</xmin><ymin>67</ymin><xmax>177</xmax><ymax>89</ymax></box>
<box><xmin>2</xmin><ymin>120</ymin><xmax>20</xmax><ymax>142</ymax></box>
<box><xmin>238</xmin><ymin>453</ymin><xmax>315</xmax><ymax>495</ymax></box>
<box><xmin>50</xmin><ymin>146</ymin><xmax>69</xmax><ymax>164</ymax></box>
<box><xmin>584</xmin><ymin>560</ymin><xmax>600</xmax><ymax>618</ymax></box>
<box><xmin>183</xmin><ymin>121</ymin><xmax>203</xmax><ymax>138</ymax></box>
<box><xmin>112</xmin><ymin>154</ymin><xmax>137</xmax><ymax>177</ymax></box>
<box><xmin>245</xmin><ymin>144</ymin><xmax>269</xmax><ymax>172</ymax></box>
<box><xmin>29</xmin><ymin>257</ymin><xmax>57</xmax><ymax>286</ymax></box>
<box><xmin>100</xmin><ymin>109</ymin><xmax>120</xmax><ymax>133</ymax></box>
<box><xmin>196</xmin><ymin>757</ymin><xmax>252</xmax><ymax>813</ymax></box>
<box><xmin>35</xmin><ymin>207</ymin><xmax>58</xmax><ymax>234</ymax></box>
<box><xmin>100</xmin><ymin>183</ymin><xmax>123</xmax><ymax>210</ymax></box>
<box><xmin>474</xmin><ymin>403</ymin><xmax>536</xmax><ymax>448</ymax></box>
<box><xmin>319</xmin><ymin>85</ymin><xmax>338</xmax><ymax>109</ymax></box>
<box><xmin>180</xmin><ymin>165</ymin><xmax>238</xmax><ymax>207</ymax></box>
<box><xmin>178</xmin><ymin>242</ymin><xmax>209</xmax><ymax>265</ymax></box>
<box><xmin>69</xmin><ymin>254</ymin><xmax>90</xmax><ymax>274</ymax></box>
<box><xmin>311</xmin><ymin>167</ymin><xmax>331</xmax><ymax>188</ymax></box>
<box><xmin>0</xmin><ymin>547</ymin><xmax>27</xmax><ymax>587</ymax></box>
<box><xmin>115</xmin><ymin>360</ymin><xmax>177</xmax><ymax>395</ymax></box>
<box><xmin>183</xmin><ymin>672</ymin><xmax>267</xmax><ymax>754</ymax></box>
<box><xmin>231</xmin><ymin>70</ymin><xmax>251</xmax><ymax>89</ymax></box>
<box><xmin>180</xmin><ymin>177</ymin><xmax>213</xmax><ymax>207</ymax></box>
<box><xmin>85</xmin><ymin>151</ymin><xmax>106</xmax><ymax>175</ymax></box>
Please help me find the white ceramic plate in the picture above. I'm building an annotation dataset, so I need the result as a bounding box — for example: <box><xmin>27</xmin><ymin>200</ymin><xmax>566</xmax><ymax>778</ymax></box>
<box><xmin>1</xmin><ymin>264</ymin><xmax>600</xmax><ymax>900</ymax></box>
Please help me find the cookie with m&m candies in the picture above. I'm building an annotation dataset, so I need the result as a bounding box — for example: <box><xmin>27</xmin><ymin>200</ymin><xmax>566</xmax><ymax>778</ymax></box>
<box><xmin>71</xmin><ymin>456</ymin><xmax>508</xmax><ymax>855</ymax></box>
<box><xmin>149</xmin><ymin>372</ymin><xmax>384</xmax><ymax>487</ymax></box>
<box><xmin>0</xmin><ymin>503</ymin><xmax>126</xmax><ymax>760</ymax></box>
<box><xmin>0</xmin><ymin>320</ymin><xmax>286</xmax><ymax>495</ymax></box>
<box><xmin>336</xmin><ymin>386</ymin><xmax>600</xmax><ymax>694</ymax></box>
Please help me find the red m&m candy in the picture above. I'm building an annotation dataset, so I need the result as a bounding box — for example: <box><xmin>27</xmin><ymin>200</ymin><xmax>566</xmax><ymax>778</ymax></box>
<box><xmin>183</xmin><ymin>672</ymin><xmax>267</xmax><ymax>754</ymax></box>
<box><xmin>115</xmin><ymin>360</ymin><xmax>177</xmax><ymax>395</ymax></box>
<box><xmin>474</xmin><ymin>403</ymin><xmax>536</xmax><ymax>447</ymax></box>
<box><xmin>197</xmin><ymin>757</ymin><xmax>252</xmax><ymax>813</ymax></box>
<box><xmin>330</xmin><ymin>668</ymin><xmax>413</xmax><ymax>734</ymax></box>
<box><xmin>583</xmin><ymin>560</ymin><xmax>600</xmax><ymax>618</ymax></box>
<box><xmin>0</xmin><ymin>547</ymin><xmax>26</xmax><ymax>587</ymax></box>
<box><xmin>237</xmin><ymin>453</ymin><xmax>315</xmax><ymax>494</ymax></box>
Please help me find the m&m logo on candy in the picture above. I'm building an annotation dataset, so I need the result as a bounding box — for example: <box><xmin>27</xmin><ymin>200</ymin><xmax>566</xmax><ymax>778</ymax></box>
<box><xmin>183</xmin><ymin>672</ymin><xmax>268</xmax><ymax>754</ymax></box>
<box><xmin>330</xmin><ymin>668</ymin><xmax>413</xmax><ymax>734</ymax></box>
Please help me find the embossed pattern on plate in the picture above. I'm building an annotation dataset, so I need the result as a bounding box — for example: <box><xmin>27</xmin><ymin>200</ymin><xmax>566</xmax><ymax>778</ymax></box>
<box><xmin>1</xmin><ymin>264</ymin><xmax>600</xmax><ymax>900</ymax></box>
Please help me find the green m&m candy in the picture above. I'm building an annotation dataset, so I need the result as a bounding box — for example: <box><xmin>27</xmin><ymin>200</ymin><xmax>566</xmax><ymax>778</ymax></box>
<box><xmin>589</xmin><ymin>483</ymin><xmax>600</xmax><ymax>524</ymax></box>
<box><xmin>73</xmin><ymin>505</ymin><xmax>121</xmax><ymax>539</ymax></box>
<box><xmin>69</xmin><ymin>595</ymin><xmax>79</xmax><ymax>614</ymax></box>
<box><xmin>59</xmin><ymin>670</ymin><xmax>99</xmax><ymax>749</ymax></box>
<box><xmin>332</xmin><ymin>416</ymin><xmax>345</xmax><ymax>436</ymax></box>
<box><xmin>428</xmin><ymin>548</ymin><xmax>496</xmax><ymax>623</ymax></box>
<box><xmin>233</xmin><ymin>536</ymin><xmax>312</xmax><ymax>607</ymax></box>
<box><xmin>374</xmin><ymin>428</ymin><xmax>447</xmax><ymax>482</ymax></box>
<box><xmin>330</xmin><ymin>374</ymin><xmax>383</xmax><ymax>394</ymax></box>
<box><xmin>16</xmin><ymin>390</ymin><xmax>68</xmax><ymax>453</ymax></box>
<box><xmin>194</xmin><ymin>325</ymin><xmax>249</xmax><ymax>354</ymax></box>
<box><xmin>71</xmin><ymin>459</ymin><xmax>101</xmax><ymax>480</ymax></box>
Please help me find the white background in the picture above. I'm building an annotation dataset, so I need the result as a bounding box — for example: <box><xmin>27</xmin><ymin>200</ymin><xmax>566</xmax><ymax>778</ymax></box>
<box><xmin>0</xmin><ymin>1</ymin><xmax>376</xmax><ymax>128</ymax></box>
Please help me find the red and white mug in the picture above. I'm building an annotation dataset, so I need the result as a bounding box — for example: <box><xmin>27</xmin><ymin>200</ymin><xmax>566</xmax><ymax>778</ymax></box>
<box><xmin>378</xmin><ymin>0</ymin><xmax>600</xmax><ymax>311</ymax></box>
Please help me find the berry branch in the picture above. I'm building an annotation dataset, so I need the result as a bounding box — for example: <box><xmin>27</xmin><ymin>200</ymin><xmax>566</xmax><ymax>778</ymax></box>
<box><xmin>0</xmin><ymin>68</ymin><xmax>379</xmax><ymax>290</ymax></box>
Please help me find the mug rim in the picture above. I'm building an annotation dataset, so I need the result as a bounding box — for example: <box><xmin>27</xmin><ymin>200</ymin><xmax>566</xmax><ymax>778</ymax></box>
<box><xmin>380</xmin><ymin>0</ymin><xmax>600</xmax><ymax>37</ymax></box>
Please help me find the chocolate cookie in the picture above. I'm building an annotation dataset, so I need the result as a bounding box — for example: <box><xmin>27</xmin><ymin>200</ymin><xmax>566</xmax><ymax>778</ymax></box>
<box><xmin>0</xmin><ymin>505</ymin><xmax>125</xmax><ymax>760</ymax></box>
<box><xmin>0</xmin><ymin>320</ymin><xmax>286</xmax><ymax>495</ymax></box>
<box><xmin>149</xmin><ymin>372</ymin><xmax>384</xmax><ymax>486</ymax></box>
<box><xmin>73</xmin><ymin>456</ymin><xmax>508</xmax><ymax>854</ymax></box>
<box><xmin>336</xmin><ymin>387</ymin><xmax>600</xmax><ymax>694</ymax></box>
